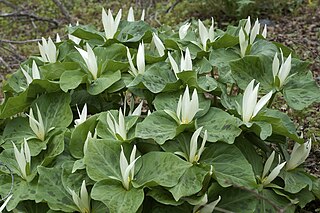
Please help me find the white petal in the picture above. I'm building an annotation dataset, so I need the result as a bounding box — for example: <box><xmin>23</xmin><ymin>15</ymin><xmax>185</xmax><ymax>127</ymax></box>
<box><xmin>23</xmin><ymin>138</ymin><xmax>31</xmax><ymax>164</ymax></box>
<box><xmin>80</xmin><ymin>180</ymin><xmax>90</xmax><ymax>211</ymax></box>
<box><xmin>137</xmin><ymin>42</ymin><xmax>145</xmax><ymax>74</ymax></box>
<box><xmin>239</xmin><ymin>27</ymin><xmax>247</xmax><ymax>57</ymax></box>
<box><xmin>252</xmin><ymin>90</ymin><xmax>273</xmax><ymax>118</ymax></box>
<box><xmin>262</xmin><ymin>24</ymin><xmax>267</xmax><ymax>38</ymax></box>
<box><xmin>179</xmin><ymin>22</ymin><xmax>190</xmax><ymax>40</ymax></box>
<box><xmin>126</xmin><ymin>47</ymin><xmax>138</xmax><ymax>76</ymax></box>
<box><xmin>242</xmin><ymin>79</ymin><xmax>255</xmax><ymax>123</ymax></box>
<box><xmin>36</xmin><ymin>104</ymin><xmax>45</xmax><ymax>141</ymax></box>
<box><xmin>21</xmin><ymin>66</ymin><xmax>32</xmax><ymax>85</ymax></box>
<box><xmin>118</xmin><ymin>109</ymin><xmax>126</xmax><ymax>140</ymax></box>
<box><xmin>152</xmin><ymin>33</ymin><xmax>165</xmax><ymax>57</ymax></box>
<box><xmin>102</xmin><ymin>8</ymin><xmax>112</xmax><ymax>39</ymax></box>
<box><xmin>187</xmin><ymin>88</ymin><xmax>199</xmax><ymax>122</ymax></box>
<box><xmin>250</xmin><ymin>19</ymin><xmax>260</xmax><ymax>44</ymax></box>
<box><xmin>38</xmin><ymin>40</ymin><xmax>47</xmax><ymax>62</ymax></box>
<box><xmin>176</xmin><ymin>96</ymin><xmax>182</xmax><ymax>122</ymax></box>
<box><xmin>114</xmin><ymin>9</ymin><xmax>122</xmax><ymax>37</ymax></box>
<box><xmin>86</xmin><ymin>43</ymin><xmax>98</xmax><ymax>79</ymax></box>
<box><xmin>286</xmin><ymin>139</ymin><xmax>312</xmax><ymax>170</ymax></box>
<box><xmin>47</xmin><ymin>37</ymin><xmax>57</xmax><ymax>63</ymax></box>
<box><xmin>262</xmin><ymin>151</ymin><xmax>275</xmax><ymax>179</ymax></box>
<box><xmin>127</xmin><ymin>7</ymin><xmax>134</xmax><ymax>22</ymax></box>
<box><xmin>120</xmin><ymin>146</ymin><xmax>129</xmax><ymax>182</ymax></box>
<box><xmin>129</xmin><ymin>145</ymin><xmax>137</xmax><ymax>178</ymax></box>
<box><xmin>132</xmin><ymin>101</ymin><xmax>143</xmax><ymax>116</ymax></box>
<box><xmin>181</xmin><ymin>86</ymin><xmax>190</xmax><ymax>123</ymax></box>
<box><xmin>140</xmin><ymin>9</ymin><xmax>145</xmax><ymax>21</ymax></box>
<box><xmin>198</xmin><ymin>19</ymin><xmax>209</xmax><ymax>51</ymax></box>
<box><xmin>106</xmin><ymin>112</ymin><xmax>116</xmax><ymax>135</ymax></box>
<box><xmin>32</xmin><ymin>61</ymin><xmax>40</xmax><ymax>80</ymax></box>
<box><xmin>0</xmin><ymin>194</ymin><xmax>12</xmax><ymax>212</ymax></box>
<box><xmin>199</xmin><ymin>196</ymin><xmax>221</xmax><ymax>213</ymax></box>
<box><xmin>208</xmin><ymin>17</ymin><xmax>215</xmax><ymax>42</ymax></box>
<box><xmin>189</xmin><ymin>127</ymin><xmax>203</xmax><ymax>162</ymax></box>
<box><xmin>56</xmin><ymin>33</ymin><xmax>61</xmax><ymax>42</ymax></box>
<box><xmin>272</xmin><ymin>52</ymin><xmax>280</xmax><ymax>78</ymax></box>
<box><xmin>75</xmin><ymin>46</ymin><xmax>88</xmax><ymax>63</ymax></box>
<box><xmin>263</xmin><ymin>162</ymin><xmax>286</xmax><ymax>185</ymax></box>
<box><xmin>184</xmin><ymin>47</ymin><xmax>193</xmax><ymax>71</ymax></box>
<box><xmin>197</xmin><ymin>129</ymin><xmax>207</xmax><ymax>159</ymax></box>
<box><xmin>244</xmin><ymin>16</ymin><xmax>251</xmax><ymax>34</ymax></box>
<box><xmin>168</xmin><ymin>52</ymin><xmax>179</xmax><ymax>79</ymax></box>
<box><xmin>278</xmin><ymin>54</ymin><xmax>291</xmax><ymax>87</ymax></box>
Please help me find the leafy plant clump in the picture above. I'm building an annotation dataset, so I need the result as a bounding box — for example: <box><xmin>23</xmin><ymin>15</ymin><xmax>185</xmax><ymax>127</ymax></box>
<box><xmin>0</xmin><ymin>8</ymin><xmax>319</xmax><ymax>213</ymax></box>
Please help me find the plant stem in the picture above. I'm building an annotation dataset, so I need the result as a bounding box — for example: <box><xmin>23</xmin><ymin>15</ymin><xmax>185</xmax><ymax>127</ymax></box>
<box><xmin>267</xmin><ymin>91</ymin><xmax>277</xmax><ymax>108</ymax></box>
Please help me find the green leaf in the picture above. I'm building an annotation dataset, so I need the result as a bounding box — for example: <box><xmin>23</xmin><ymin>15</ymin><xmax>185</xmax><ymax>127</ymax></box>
<box><xmin>254</xmin><ymin>109</ymin><xmax>303</xmax><ymax>143</ymax></box>
<box><xmin>59</xmin><ymin>69</ymin><xmax>86</xmax><ymax>92</ymax></box>
<box><xmin>211</xmin><ymin>34</ymin><xmax>239</xmax><ymax>49</ymax></box>
<box><xmin>283</xmin><ymin>71</ymin><xmax>320</xmax><ymax>110</ymax></box>
<box><xmin>69</xmin><ymin>24</ymin><xmax>105</xmax><ymax>43</ymax></box>
<box><xmin>37</xmin><ymin>166</ymin><xmax>78</xmax><ymax>212</ymax></box>
<box><xmin>84</xmin><ymin>139</ymin><xmax>121</xmax><ymax>181</ymax></box>
<box><xmin>250</xmin><ymin>40</ymin><xmax>278</xmax><ymax>58</ymax></box>
<box><xmin>312</xmin><ymin>178</ymin><xmax>320</xmax><ymax>200</ymax></box>
<box><xmin>147</xmin><ymin>187</ymin><xmax>184</xmax><ymax>206</ymax></box>
<box><xmin>0</xmin><ymin>175</ymin><xmax>38</xmax><ymax>211</ymax></box>
<box><xmin>0</xmin><ymin>90</ymin><xmax>31</xmax><ymax>119</ymax></box>
<box><xmin>215</xmin><ymin>187</ymin><xmax>257</xmax><ymax>212</ymax></box>
<box><xmin>201</xmin><ymin>142</ymin><xmax>257</xmax><ymax>188</ymax></box>
<box><xmin>230</xmin><ymin>55</ymin><xmax>274</xmax><ymax>91</ymax></box>
<box><xmin>251</xmin><ymin>121</ymin><xmax>273</xmax><ymax>140</ymax></box>
<box><xmin>41</xmin><ymin>62</ymin><xmax>80</xmax><ymax>80</ymax></box>
<box><xmin>135</xmin><ymin>111</ymin><xmax>179</xmax><ymax>145</ymax></box>
<box><xmin>134</xmin><ymin>152</ymin><xmax>192</xmax><ymax>188</ymax></box>
<box><xmin>196</xmin><ymin>107</ymin><xmax>242</xmax><ymax>144</ymax></box>
<box><xmin>169</xmin><ymin>165</ymin><xmax>208</xmax><ymax>201</ymax></box>
<box><xmin>283</xmin><ymin>170</ymin><xmax>312</xmax><ymax>194</ymax></box>
<box><xmin>256</xmin><ymin>189</ymin><xmax>296</xmax><ymax>212</ymax></box>
<box><xmin>91</xmin><ymin>179</ymin><xmax>144</xmax><ymax>213</ymax></box>
<box><xmin>117</xmin><ymin>20</ymin><xmax>152</xmax><ymax>43</ymax></box>
<box><xmin>87</xmin><ymin>70</ymin><xmax>121</xmax><ymax>95</ymax></box>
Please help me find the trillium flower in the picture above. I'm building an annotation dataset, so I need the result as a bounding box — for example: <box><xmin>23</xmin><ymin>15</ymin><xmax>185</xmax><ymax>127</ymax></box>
<box><xmin>12</xmin><ymin>139</ymin><xmax>31</xmax><ymax>180</ymax></box>
<box><xmin>27</xmin><ymin>105</ymin><xmax>47</xmax><ymax>141</ymax></box>
<box><xmin>127</xmin><ymin>42</ymin><xmax>145</xmax><ymax>77</ymax></box>
<box><xmin>68</xmin><ymin>180</ymin><xmax>91</xmax><ymax>213</ymax></box>
<box><xmin>165</xmin><ymin>85</ymin><xmax>199</xmax><ymax>125</ymax></box>
<box><xmin>272</xmin><ymin>50</ymin><xmax>292</xmax><ymax>88</ymax></box>
<box><xmin>193</xmin><ymin>194</ymin><xmax>221</xmax><ymax>213</ymax></box>
<box><xmin>119</xmin><ymin>145</ymin><xmax>140</xmax><ymax>190</ymax></box>
<box><xmin>130</xmin><ymin>101</ymin><xmax>143</xmax><ymax>116</ymax></box>
<box><xmin>175</xmin><ymin>127</ymin><xmax>207</xmax><ymax>163</ymax></box>
<box><xmin>21</xmin><ymin>61</ymin><xmax>41</xmax><ymax>85</ymax></box>
<box><xmin>240</xmin><ymin>79</ymin><xmax>273</xmax><ymax>126</ymax></box>
<box><xmin>198</xmin><ymin>18</ymin><xmax>215</xmax><ymax>51</ymax></box>
<box><xmin>75</xmin><ymin>43</ymin><xmax>98</xmax><ymax>80</ymax></box>
<box><xmin>74</xmin><ymin>104</ymin><xmax>87</xmax><ymax>127</ymax></box>
<box><xmin>38</xmin><ymin>37</ymin><xmax>57</xmax><ymax>63</ymax></box>
<box><xmin>102</xmin><ymin>8</ymin><xmax>122</xmax><ymax>39</ymax></box>
<box><xmin>239</xmin><ymin>17</ymin><xmax>267</xmax><ymax>57</ymax></box>
<box><xmin>168</xmin><ymin>47</ymin><xmax>192</xmax><ymax>79</ymax></box>
<box><xmin>179</xmin><ymin>22</ymin><xmax>191</xmax><ymax>40</ymax></box>
<box><xmin>68</xmin><ymin>22</ymin><xmax>81</xmax><ymax>45</ymax></box>
<box><xmin>261</xmin><ymin>151</ymin><xmax>286</xmax><ymax>186</ymax></box>
<box><xmin>127</xmin><ymin>6</ymin><xmax>145</xmax><ymax>22</ymax></box>
<box><xmin>106</xmin><ymin>109</ymin><xmax>127</xmax><ymax>141</ymax></box>
<box><xmin>151</xmin><ymin>33</ymin><xmax>165</xmax><ymax>57</ymax></box>
<box><xmin>286</xmin><ymin>139</ymin><xmax>311</xmax><ymax>171</ymax></box>
<box><xmin>0</xmin><ymin>194</ymin><xmax>12</xmax><ymax>212</ymax></box>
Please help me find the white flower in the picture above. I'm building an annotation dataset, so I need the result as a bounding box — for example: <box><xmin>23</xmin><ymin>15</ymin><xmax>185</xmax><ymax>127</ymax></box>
<box><xmin>130</xmin><ymin>101</ymin><xmax>143</xmax><ymax>116</ymax></box>
<box><xmin>286</xmin><ymin>139</ymin><xmax>311</xmax><ymax>171</ymax></box>
<box><xmin>27</xmin><ymin>105</ymin><xmax>46</xmax><ymax>141</ymax></box>
<box><xmin>165</xmin><ymin>85</ymin><xmax>199</xmax><ymax>125</ymax></box>
<box><xmin>127</xmin><ymin>7</ymin><xmax>145</xmax><ymax>22</ymax></box>
<box><xmin>68</xmin><ymin>180</ymin><xmax>91</xmax><ymax>213</ymax></box>
<box><xmin>38</xmin><ymin>37</ymin><xmax>57</xmax><ymax>63</ymax></box>
<box><xmin>168</xmin><ymin>47</ymin><xmax>192</xmax><ymax>79</ymax></box>
<box><xmin>21</xmin><ymin>60</ymin><xmax>41</xmax><ymax>85</ymax></box>
<box><xmin>241</xmin><ymin>79</ymin><xmax>273</xmax><ymax>126</ymax></box>
<box><xmin>175</xmin><ymin>127</ymin><xmax>207</xmax><ymax>163</ymax></box>
<box><xmin>106</xmin><ymin>109</ymin><xmax>127</xmax><ymax>141</ymax></box>
<box><xmin>249</xmin><ymin>18</ymin><xmax>260</xmax><ymax>45</ymax></box>
<box><xmin>272</xmin><ymin>50</ymin><xmax>292</xmax><ymax>88</ymax></box>
<box><xmin>179</xmin><ymin>22</ymin><xmax>191</xmax><ymax>40</ymax></box>
<box><xmin>102</xmin><ymin>8</ymin><xmax>122</xmax><ymax>39</ymax></box>
<box><xmin>198</xmin><ymin>18</ymin><xmax>214</xmax><ymax>51</ymax></box>
<box><xmin>261</xmin><ymin>151</ymin><xmax>286</xmax><ymax>186</ymax></box>
<box><xmin>127</xmin><ymin>42</ymin><xmax>145</xmax><ymax>77</ymax></box>
<box><xmin>74</xmin><ymin>104</ymin><xmax>87</xmax><ymax>127</ymax></box>
<box><xmin>262</xmin><ymin>24</ymin><xmax>267</xmax><ymax>38</ymax></box>
<box><xmin>151</xmin><ymin>33</ymin><xmax>165</xmax><ymax>57</ymax></box>
<box><xmin>119</xmin><ymin>145</ymin><xmax>140</xmax><ymax>190</ymax></box>
<box><xmin>0</xmin><ymin>194</ymin><xmax>12</xmax><ymax>212</ymax></box>
<box><xmin>68</xmin><ymin>22</ymin><xmax>81</xmax><ymax>45</ymax></box>
<box><xmin>12</xmin><ymin>139</ymin><xmax>31</xmax><ymax>180</ymax></box>
<box><xmin>193</xmin><ymin>194</ymin><xmax>221</xmax><ymax>213</ymax></box>
<box><xmin>75</xmin><ymin>43</ymin><xmax>98</xmax><ymax>80</ymax></box>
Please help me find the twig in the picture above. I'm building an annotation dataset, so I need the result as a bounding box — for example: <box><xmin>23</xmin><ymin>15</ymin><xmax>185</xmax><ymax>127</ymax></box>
<box><xmin>0</xmin><ymin>56</ymin><xmax>12</xmax><ymax>72</ymax></box>
<box><xmin>166</xmin><ymin>0</ymin><xmax>181</xmax><ymax>13</ymax></box>
<box><xmin>0</xmin><ymin>12</ymin><xmax>59</xmax><ymax>26</ymax></box>
<box><xmin>51</xmin><ymin>0</ymin><xmax>72</xmax><ymax>23</ymax></box>
<box><xmin>0</xmin><ymin>38</ymin><xmax>42</xmax><ymax>44</ymax></box>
